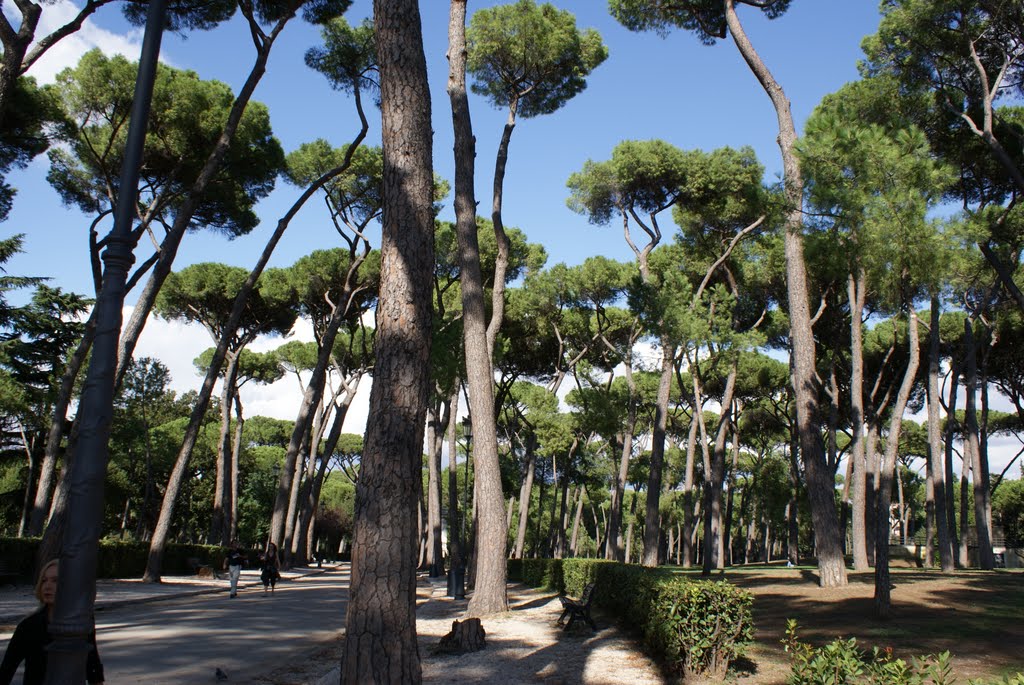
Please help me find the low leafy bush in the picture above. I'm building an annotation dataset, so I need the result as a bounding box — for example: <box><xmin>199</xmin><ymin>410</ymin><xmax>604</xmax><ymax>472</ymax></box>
<box><xmin>783</xmin><ymin>620</ymin><xmax>1024</xmax><ymax>685</ymax></box>
<box><xmin>509</xmin><ymin>557</ymin><xmax>754</xmax><ymax>680</ymax></box>
<box><xmin>649</xmin><ymin>579</ymin><xmax>754</xmax><ymax>679</ymax></box>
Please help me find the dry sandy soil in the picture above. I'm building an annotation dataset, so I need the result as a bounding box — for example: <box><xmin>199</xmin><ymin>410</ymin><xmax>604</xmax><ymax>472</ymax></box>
<box><xmin>262</xmin><ymin>567</ymin><xmax>1024</xmax><ymax>685</ymax></box>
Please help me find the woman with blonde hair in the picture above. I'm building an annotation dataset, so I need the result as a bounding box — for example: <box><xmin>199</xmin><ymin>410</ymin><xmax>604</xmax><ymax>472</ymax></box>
<box><xmin>0</xmin><ymin>560</ymin><xmax>105</xmax><ymax>684</ymax></box>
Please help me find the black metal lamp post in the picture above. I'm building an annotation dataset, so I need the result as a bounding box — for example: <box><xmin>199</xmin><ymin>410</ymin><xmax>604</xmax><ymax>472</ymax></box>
<box><xmin>44</xmin><ymin>2</ymin><xmax>167</xmax><ymax>682</ymax></box>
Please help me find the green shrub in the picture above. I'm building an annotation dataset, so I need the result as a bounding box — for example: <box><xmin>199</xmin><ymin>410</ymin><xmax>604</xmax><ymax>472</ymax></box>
<box><xmin>649</xmin><ymin>579</ymin><xmax>754</xmax><ymax>679</ymax></box>
<box><xmin>507</xmin><ymin>558</ymin><xmax>563</xmax><ymax>589</ymax></box>
<box><xmin>0</xmin><ymin>537</ymin><xmax>230</xmax><ymax>579</ymax></box>
<box><xmin>510</xmin><ymin>557</ymin><xmax>754</xmax><ymax>679</ymax></box>
<box><xmin>784</xmin><ymin>619</ymin><xmax>956</xmax><ymax>684</ymax></box>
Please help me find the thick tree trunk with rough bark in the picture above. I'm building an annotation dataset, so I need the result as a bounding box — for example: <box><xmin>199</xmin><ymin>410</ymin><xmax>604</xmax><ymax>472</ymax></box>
<box><xmin>725</xmin><ymin>0</ymin><xmax>846</xmax><ymax>587</ymax></box>
<box><xmin>341</xmin><ymin>0</ymin><xmax>433</xmax><ymax>679</ymax></box>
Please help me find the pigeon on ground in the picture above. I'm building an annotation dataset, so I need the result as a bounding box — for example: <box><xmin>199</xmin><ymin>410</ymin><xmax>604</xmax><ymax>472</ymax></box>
<box><xmin>215</xmin><ymin>667</ymin><xmax>229</xmax><ymax>681</ymax></box>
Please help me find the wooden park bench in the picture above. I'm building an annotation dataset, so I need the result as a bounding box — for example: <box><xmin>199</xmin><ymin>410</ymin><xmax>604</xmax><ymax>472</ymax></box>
<box><xmin>187</xmin><ymin>557</ymin><xmax>223</xmax><ymax>580</ymax></box>
<box><xmin>557</xmin><ymin>583</ymin><xmax>597</xmax><ymax>631</ymax></box>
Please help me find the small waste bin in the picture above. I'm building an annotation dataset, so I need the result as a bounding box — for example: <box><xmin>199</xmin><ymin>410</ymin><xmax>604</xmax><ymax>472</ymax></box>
<box><xmin>447</xmin><ymin>566</ymin><xmax>465</xmax><ymax>599</ymax></box>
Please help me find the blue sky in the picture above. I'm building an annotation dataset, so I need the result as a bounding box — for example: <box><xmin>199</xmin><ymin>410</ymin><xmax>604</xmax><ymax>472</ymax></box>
<box><xmin>3</xmin><ymin>0</ymin><xmax>883</xmax><ymax>298</ymax></box>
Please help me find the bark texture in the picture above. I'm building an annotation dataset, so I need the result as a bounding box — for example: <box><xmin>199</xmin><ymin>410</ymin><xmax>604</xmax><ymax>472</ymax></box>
<box><xmin>725</xmin><ymin>0</ymin><xmax>846</xmax><ymax>586</ymax></box>
<box><xmin>447</xmin><ymin>0</ymin><xmax>508</xmax><ymax>617</ymax></box>
<box><xmin>341</xmin><ymin>0</ymin><xmax>433</xmax><ymax>681</ymax></box>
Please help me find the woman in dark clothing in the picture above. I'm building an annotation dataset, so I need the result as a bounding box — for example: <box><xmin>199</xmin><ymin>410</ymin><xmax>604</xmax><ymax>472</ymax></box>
<box><xmin>260</xmin><ymin>542</ymin><xmax>280</xmax><ymax>595</ymax></box>
<box><xmin>0</xmin><ymin>559</ymin><xmax>105</xmax><ymax>685</ymax></box>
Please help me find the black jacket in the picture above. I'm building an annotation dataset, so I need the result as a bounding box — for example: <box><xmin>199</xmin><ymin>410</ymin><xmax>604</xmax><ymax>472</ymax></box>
<box><xmin>0</xmin><ymin>608</ymin><xmax>104</xmax><ymax>685</ymax></box>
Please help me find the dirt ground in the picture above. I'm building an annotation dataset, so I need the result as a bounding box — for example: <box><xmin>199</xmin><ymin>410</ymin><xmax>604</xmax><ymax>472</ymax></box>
<box><xmin>263</xmin><ymin>567</ymin><xmax>1024</xmax><ymax>685</ymax></box>
<box><xmin>726</xmin><ymin>567</ymin><xmax>1024</xmax><ymax>684</ymax></box>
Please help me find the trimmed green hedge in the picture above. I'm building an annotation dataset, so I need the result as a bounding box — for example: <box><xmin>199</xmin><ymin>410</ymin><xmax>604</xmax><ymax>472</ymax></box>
<box><xmin>0</xmin><ymin>537</ymin><xmax>230</xmax><ymax>582</ymax></box>
<box><xmin>509</xmin><ymin>557</ymin><xmax>754</xmax><ymax>679</ymax></box>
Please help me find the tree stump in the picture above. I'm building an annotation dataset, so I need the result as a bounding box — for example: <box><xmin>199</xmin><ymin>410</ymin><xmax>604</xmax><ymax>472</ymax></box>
<box><xmin>434</xmin><ymin>618</ymin><xmax>486</xmax><ymax>654</ymax></box>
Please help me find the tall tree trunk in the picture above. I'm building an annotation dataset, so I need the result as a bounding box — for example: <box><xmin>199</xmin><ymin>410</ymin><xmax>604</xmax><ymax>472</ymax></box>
<box><xmin>848</xmin><ymin>270</ymin><xmax>870</xmax><ymax>570</ymax></box>
<box><xmin>787</xmin><ymin>424</ymin><xmax>800</xmax><ymax>566</ymax></box>
<box><xmin>724</xmin><ymin>0</ymin><xmax>845</xmax><ymax>587</ymax></box>
<box><xmin>30</xmin><ymin>314</ymin><xmax>96</xmax><ymax>536</ymax></box>
<box><xmin>341</xmin><ymin>0</ymin><xmax>433</xmax><ymax>678</ymax></box>
<box><xmin>927</xmin><ymin>297</ymin><xmax>954</xmax><ymax>571</ymax></box>
<box><xmin>143</xmin><ymin>162</ymin><xmax>368</xmax><ymax>581</ymax></box>
<box><xmin>17</xmin><ymin>428</ymin><xmax>38</xmax><ymax>537</ymax></box>
<box><xmin>723</xmin><ymin>425</ymin><xmax>741</xmax><ymax>566</ymax></box>
<box><xmin>964</xmin><ymin>318</ymin><xmax>994</xmax><ymax>569</ymax></box>
<box><xmin>284</xmin><ymin>432</ymin><xmax>313</xmax><ymax>563</ymax></box>
<box><xmin>296</xmin><ymin>397</ymin><xmax>352</xmax><ymax>566</ymax></box>
<box><xmin>681</xmin><ymin>414</ymin><xmax>698</xmax><ymax>568</ymax></box>
<box><xmin>570</xmin><ymin>488</ymin><xmax>584</xmax><ymax>557</ymax></box>
<box><xmin>546</xmin><ymin>453</ymin><xmax>560</xmax><ymax>556</ymax></box>
<box><xmin>703</xmin><ymin>363</ymin><xmax>738</xmax><ymax>574</ymax></box>
<box><xmin>875</xmin><ymin>309</ymin><xmax>920</xmax><ymax>618</ymax></box>
<box><xmin>271</xmin><ymin>306</ymin><xmax>349</xmax><ymax>552</ymax></box>
<box><xmin>229</xmin><ymin>394</ymin><xmax>244</xmax><ymax>544</ymax></box>
<box><xmin>944</xmin><ymin>361</ymin><xmax>962</xmax><ymax>565</ymax></box>
<box><xmin>425</xmin><ymin>398</ymin><xmax>448</xmax><ymax>576</ymax></box>
<box><xmin>211</xmin><ymin>350</ymin><xmax>241</xmax><ymax>546</ymax></box>
<box><xmin>624</xmin><ymin>492</ymin><xmax>638</xmax><ymax>563</ymax></box>
<box><xmin>609</xmin><ymin>408</ymin><xmax>635</xmax><ymax>562</ymax></box>
<box><xmin>446</xmin><ymin>0</ymin><xmax>507</xmax><ymax>618</ymax></box>
<box><xmin>642</xmin><ymin>342</ymin><xmax>674</xmax><ymax>566</ymax></box>
<box><xmin>514</xmin><ymin>436</ymin><xmax>536</xmax><ymax>559</ymax></box>
<box><xmin>554</xmin><ymin>440</ymin><xmax>576</xmax><ymax>558</ymax></box>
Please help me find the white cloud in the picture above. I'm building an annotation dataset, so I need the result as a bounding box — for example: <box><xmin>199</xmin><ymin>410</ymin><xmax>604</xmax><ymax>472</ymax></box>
<box><xmin>131</xmin><ymin>309</ymin><xmax>370</xmax><ymax>433</ymax></box>
<box><xmin>9</xmin><ymin>0</ymin><xmax>147</xmax><ymax>85</ymax></box>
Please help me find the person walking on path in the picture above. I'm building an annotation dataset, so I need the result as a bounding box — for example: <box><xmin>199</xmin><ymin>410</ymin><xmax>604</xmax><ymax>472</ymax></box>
<box><xmin>260</xmin><ymin>543</ymin><xmax>280</xmax><ymax>596</ymax></box>
<box><xmin>0</xmin><ymin>559</ymin><xmax>105</xmax><ymax>685</ymax></box>
<box><xmin>224</xmin><ymin>541</ymin><xmax>245</xmax><ymax>598</ymax></box>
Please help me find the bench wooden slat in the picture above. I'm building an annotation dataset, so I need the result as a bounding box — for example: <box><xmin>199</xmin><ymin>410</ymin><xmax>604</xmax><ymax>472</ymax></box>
<box><xmin>557</xmin><ymin>582</ymin><xmax>597</xmax><ymax>631</ymax></box>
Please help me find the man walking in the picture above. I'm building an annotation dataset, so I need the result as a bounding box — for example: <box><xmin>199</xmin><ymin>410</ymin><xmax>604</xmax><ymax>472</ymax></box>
<box><xmin>224</xmin><ymin>541</ymin><xmax>244</xmax><ymax>598</ymax></box>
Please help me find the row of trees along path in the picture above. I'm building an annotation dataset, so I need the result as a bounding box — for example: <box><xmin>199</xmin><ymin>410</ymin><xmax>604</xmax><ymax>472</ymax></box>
<box><xmin>3</xmin><ymin>0</ymin><xmax>1024</xmax><ymax>682</ymax></box>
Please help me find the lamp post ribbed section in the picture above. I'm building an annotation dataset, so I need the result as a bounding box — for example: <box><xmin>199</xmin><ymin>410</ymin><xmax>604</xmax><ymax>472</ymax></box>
<box><xmin>44</xmin><ymin>2</ymin><xmax>167</xmax><ymax>681</ymax></box>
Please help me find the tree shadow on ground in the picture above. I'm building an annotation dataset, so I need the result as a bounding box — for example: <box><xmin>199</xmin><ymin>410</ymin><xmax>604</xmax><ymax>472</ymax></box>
<box><xmin>740</xmin><ymin>569</ymin><xmax>1024</xmax><ymax>680</ymax></box>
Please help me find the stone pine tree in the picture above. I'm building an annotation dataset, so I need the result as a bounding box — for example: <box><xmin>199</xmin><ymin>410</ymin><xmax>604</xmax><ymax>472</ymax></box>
<box><xmin>340</xmin><ymin>0</ymin><xmax>434</xmax><ymax>680</ymax></box>
<box><xmin>38</xmin><ymin>0</ymin><xmax>350</xmax><ymax>566</ymax></box>
<box><xmin>0</xmin><ymin>0</ymin><xmax>235</xmax><ymax>128</ymax></box>
<box><xmin>446</xmin><ymin>0</ymin><xmax>606</xmax><ymax>613</ymax></box>
<box><xmin>609</xmin><ymin>0</ymin><xmax>848</xmax><ymax>587</ymax></box>
<box><xmin>567</xmin><ymin>141</ymin><xmax>686</xmax><ymax>563</ymax></box>
<box><xmin>32</xmin><ymin>46</ymin><xmax>285</xmax><ymax>541</ymax></box>
<box><xmin>863</xmin><ymin>1</ymin><xmax>1024</xmax><ymax>313</ymax></box>
<box><xmin>153</xmin><ymin>263</ymin><xmax>296</xmax><ymax>545</ymax></box>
